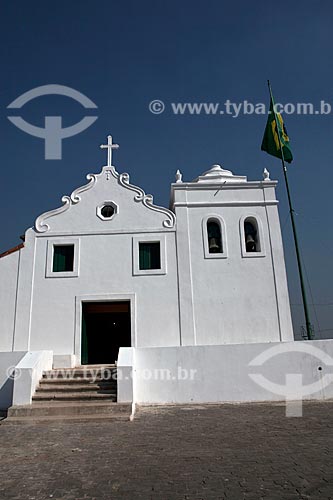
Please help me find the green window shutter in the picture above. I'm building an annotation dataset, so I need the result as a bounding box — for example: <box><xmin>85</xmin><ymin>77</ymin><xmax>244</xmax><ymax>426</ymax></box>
<box><xmin>150</xmin><ymin>243</ymin><xmax>161</xmax><ymax>269</ymax></box>
<box><xmin>139</xmin><ymin>242</ymin><xmax>161</xmax><ymax>270</ymax></box>
<box><xmin>53</xmin><ymin>245</ymin><xmax>75</xmax><ymax>272</ymax></box>
<box><xmin>139</xmin><ymin>243</ymin><xmax>149</xmax><ymax>270</ymax></box>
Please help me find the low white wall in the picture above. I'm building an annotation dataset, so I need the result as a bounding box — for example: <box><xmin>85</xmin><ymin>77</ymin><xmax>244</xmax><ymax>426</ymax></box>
<box><xmin>133</xmin><ymin>340</ymin><xmax>333</xmax><ymax>404</ymax></box>
<box><xmin>117</xmin><ymin>347</ymin><xmax>134</xmax><ymax>403</ymax></box>
<box><xmin>12</xmin><ymin>350</ymin><xmax>53</xmax><ymax>406</ymax></box>
<box><xmin>0</xmin><ymin>351</ymin><xmax>26</xmax><ymax>410</ymax></box>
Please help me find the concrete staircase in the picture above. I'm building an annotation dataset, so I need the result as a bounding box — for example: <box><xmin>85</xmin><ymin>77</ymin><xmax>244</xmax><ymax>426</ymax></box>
<box><xmin>5</xmin><ymin>365</ymin><xmax>131</xmax><ymax>423</ymax></box>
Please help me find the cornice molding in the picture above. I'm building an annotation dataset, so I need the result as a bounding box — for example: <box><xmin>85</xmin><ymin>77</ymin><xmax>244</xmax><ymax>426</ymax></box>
<box><xmin>171</xmin><ymin>180</ymin><xmax>278</xmax><ymax>190</ymax></box>
<box><xmin>173</xmin><ymin>200</ymin><xmax>279</xmax><ymax>208</ymax></box>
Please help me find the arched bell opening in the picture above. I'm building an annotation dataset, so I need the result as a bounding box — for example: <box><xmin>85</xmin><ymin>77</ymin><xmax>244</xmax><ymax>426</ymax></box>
<box><xmin>207</xmin><ymin>220</ymin><xmax>223</xmax><ymax>254</ymax></box>
<box><xmin>244</xmin><ymin>217</ymin><xmax>260</xmax><ymax>252</ymax></box>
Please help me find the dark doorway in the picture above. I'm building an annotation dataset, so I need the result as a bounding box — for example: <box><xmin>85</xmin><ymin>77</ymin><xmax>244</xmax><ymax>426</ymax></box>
<box><xmin>81</xmin><ymin>301</ymin><xmax>131</xmax><ymax>365</ymax></box>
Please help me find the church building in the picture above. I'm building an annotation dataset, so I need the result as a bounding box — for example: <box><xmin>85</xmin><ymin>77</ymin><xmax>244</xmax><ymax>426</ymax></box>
<box><xmin>0</xmin><ymin>135</ymin><xmax>296</xmax><ymax>413</ymax></box>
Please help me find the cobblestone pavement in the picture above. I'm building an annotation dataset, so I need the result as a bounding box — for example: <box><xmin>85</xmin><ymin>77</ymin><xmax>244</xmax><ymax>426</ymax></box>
<box><xmin>0</xmin><ymin>402</ymin><xmax>333</xmax><ymax>500</ymax></box>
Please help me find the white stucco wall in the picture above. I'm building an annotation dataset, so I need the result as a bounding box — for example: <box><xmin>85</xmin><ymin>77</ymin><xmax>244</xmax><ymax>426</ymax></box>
<box><xmin>133</xmin><ymin>340</ymin><xmax>333</xmax><ymax>404</ymax></box>
<box><xmin>188</xmin><ymin>204</ymin><xmax>281</xmax><ymax>344</ymax></box>
<box><xmin>0</xmin><ymin>251</ymin><xmax>20</xmax><ymax>351</ymax></box>
<box><xmin>11</xmin><ymin>166</ymin><xmax>181</xmax><ymax>364</ymax></box>
<box><xmin>28</xmin><ymin>231</ymin><xmax>180</xmax><ymax>357</ymax></box>
<box><xmin>171</xmin><ymin>167</ymin><xmax>293</xmax><ymax>346</ymax></box>
<box><xmin>1</xmin><ymin>162</ymin><xmax>294</xmax><ymax>367</ymax></box>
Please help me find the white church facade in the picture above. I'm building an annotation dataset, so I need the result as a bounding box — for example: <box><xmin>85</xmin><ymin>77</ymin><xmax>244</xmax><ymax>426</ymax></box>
<box><xmin>0</xmin><ymin>136</ymin><xmax>293</xmax><ymax>370</ymax></box>
<box><xmin>12</xmin><ymin>135</ymin><xmax>333</xmax><ymax>414</ymax></box>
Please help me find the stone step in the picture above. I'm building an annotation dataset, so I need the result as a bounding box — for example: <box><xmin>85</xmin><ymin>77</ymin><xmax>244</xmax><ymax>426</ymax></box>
<box><xmin>45</xmin><ymin>364</ymin><xmax>117</xmax><ymax>371</ymax></box>
<box><xmin>3</xmin><ymin>365</ymin><xmax>125</xmax><ymax>423</ymax></box>
<box><xmin>42</xmin><ymin>371</ymin><xmax>116</xmax><ymax>378</ymax></box>
<box><xmin>39</xmin><ymin>377</ymin><xmax>117</xmax><ymax>385</ymax></box>
<box><xmin>42</xmin><ymin>374</ymin><xmax>116</xmax><ymax>381</ymax></box>
<box><xmin>3</xmin><ymin>413</ymin><xmax>130</xmax><ymax>425</ymax></box>
<box><xmin>37</xmin><ymin>383</ymin><xmax>116</xmax><ymax>392</ymax></box>
<box><xmin>7</xmin><ymin>401</ymin><xmax>131</xmax><ymax>419</ymax></box>
<box><xmin>43</xmin><ymin>365</ymin><xmax>117</xmax><ymax>379</ymax></box>
<box><xmin>32</xmin><ymin>391</ymin><xmax>117</xmax><ymax>401</ymax></box>
<box><xmin>42</xmin><ymin>376</ymin><xmax>117</xmax><ymax>384</ymax></box>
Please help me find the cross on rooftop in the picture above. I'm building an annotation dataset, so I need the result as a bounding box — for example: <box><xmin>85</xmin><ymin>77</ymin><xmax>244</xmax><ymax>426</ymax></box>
<box><xmin>100</xmin><ymin>135</ymin><xmax>119</xmax><ymax>167</ymax></box>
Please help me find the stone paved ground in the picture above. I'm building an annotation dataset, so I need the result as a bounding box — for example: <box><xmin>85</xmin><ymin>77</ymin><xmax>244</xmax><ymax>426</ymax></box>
<box><xmin>0</xmin><ymin>401</ymin><xmax>333</xmax><ymax>500</ymax></box>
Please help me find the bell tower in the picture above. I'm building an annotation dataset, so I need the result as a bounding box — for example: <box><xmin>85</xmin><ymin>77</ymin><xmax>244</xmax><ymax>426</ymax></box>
<box><xmin>170</xmin><ymin>164</ymin><xmax>294</xmax><ymax>346</ymax></box>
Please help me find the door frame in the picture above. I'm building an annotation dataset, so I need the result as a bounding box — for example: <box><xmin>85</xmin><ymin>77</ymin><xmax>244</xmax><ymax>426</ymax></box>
<box><xmin>74</xmin><ymin>293</ymin><xmax>136</xmax><ymax>366</ymax></box>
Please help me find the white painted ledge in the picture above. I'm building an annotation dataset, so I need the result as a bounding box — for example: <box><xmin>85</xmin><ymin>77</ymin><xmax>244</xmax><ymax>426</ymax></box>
<box><xmin>12</xmin><ymin>350</ymin><xmax>53</xmax><ymax>406</ymax></box>
<box><xmin>117</xmin><ymin>347</ymin><xmax>134</xmax><ymax>403</ymax></box>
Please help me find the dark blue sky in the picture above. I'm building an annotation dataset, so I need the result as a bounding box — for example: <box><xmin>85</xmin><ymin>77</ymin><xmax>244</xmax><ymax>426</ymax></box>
<box><xmin>1</xmin><ymin>0</ymin><xmax>332</xmax><ymax>338</ymax></box>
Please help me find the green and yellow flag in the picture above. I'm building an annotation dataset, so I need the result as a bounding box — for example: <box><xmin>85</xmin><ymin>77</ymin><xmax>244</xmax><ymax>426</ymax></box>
<box><xmin>261</xmin><ymin>97</ymin><xmax>293</xmax><ymax>163</ymax></box>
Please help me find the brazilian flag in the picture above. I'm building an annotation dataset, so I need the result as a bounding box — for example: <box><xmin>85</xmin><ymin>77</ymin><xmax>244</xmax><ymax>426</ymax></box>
<box><xmin>261</xmin><ymin>97</ymin><xmax>293</xmax><ymax>163</ymax></box>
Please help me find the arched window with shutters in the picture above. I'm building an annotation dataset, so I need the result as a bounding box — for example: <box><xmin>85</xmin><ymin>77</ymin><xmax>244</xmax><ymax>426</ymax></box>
<box><xmin>202</xmin><ymin>216</ymin><xmax>227</xmax><ymax>259</ymax></box>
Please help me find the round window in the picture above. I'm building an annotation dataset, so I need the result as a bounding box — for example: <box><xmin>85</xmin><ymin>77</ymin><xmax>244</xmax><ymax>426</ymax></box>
<box><xmin>101</xmin><ymin>205</ymin><xmax>115</xmax><ymax>218</ymax></box>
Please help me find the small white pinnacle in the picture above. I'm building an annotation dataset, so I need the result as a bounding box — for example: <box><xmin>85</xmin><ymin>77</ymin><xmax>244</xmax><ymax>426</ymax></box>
<box><xmin>175</xmin><ymin>169</ymin><xmax>183</xmax><ymax>183</ymax></box>
<box><xmin>263</xmin><ymin>168</ymin><xmax>270</xmax><ymax>181</ymax></box>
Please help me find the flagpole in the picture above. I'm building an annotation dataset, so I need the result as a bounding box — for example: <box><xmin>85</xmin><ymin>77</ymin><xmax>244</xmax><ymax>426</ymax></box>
<box><xmin>267</xmin><ymin>80</ymin><xmax>313</xmax><ymax>340</ymax></box>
